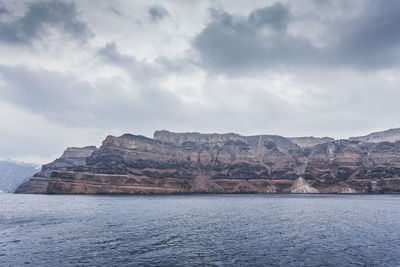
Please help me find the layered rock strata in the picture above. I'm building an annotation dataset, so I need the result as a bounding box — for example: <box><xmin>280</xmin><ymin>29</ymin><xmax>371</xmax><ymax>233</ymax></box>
<box><xmin>15</xmin><ymin>146</ymin><xmax>97</xmax><ymax>193</ymax></box>
<box><xmin>16</xmin><ymin>129</ymin><xmax>400</xmax><ymax>194</ymax></box>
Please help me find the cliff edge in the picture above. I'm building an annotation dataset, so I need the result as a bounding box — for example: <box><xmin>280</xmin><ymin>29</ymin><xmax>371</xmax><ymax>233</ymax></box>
<box><xmin>15</xmin><ymin>128</ymin><xmax>400</xmax><ymax>194</ymax></box>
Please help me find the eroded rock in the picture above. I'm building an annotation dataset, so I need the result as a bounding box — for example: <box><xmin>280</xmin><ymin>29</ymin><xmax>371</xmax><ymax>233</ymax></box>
<box><xmin>15</xmin><ymin>129</ymin><xmax>400</xmax><ymax>194</ymax></box>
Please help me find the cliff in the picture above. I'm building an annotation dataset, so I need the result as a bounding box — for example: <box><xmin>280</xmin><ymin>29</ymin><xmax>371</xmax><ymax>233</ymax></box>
<box><xmin>349</xmin><ymin>128</ymin><xmax>400</xmax><ymax>143</ymax></box>
<box><xmin>15</xmin><ymin>129</ymin><xmax>400</xmax><ymax>194</ymax></box>
<box><xmin>15</xmin><ymin>146</ymin><xmax>97</xmax><ymax>193</ymax></box>
<box><xmin>288</xmin><ymin>136</ymin><xmax>334</xmax><ymax>148</ymax></box>
<box><xmin>0</xmin><ymin>160</ymin><xmax>40</xmax><ymax>193</ymax></box>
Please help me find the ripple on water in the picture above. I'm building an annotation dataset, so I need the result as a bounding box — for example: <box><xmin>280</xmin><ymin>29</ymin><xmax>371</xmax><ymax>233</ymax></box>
<box><xmin>0</xmin><ymin>194</ymin><xmax>400</xmax><ymax>266</ymax></box>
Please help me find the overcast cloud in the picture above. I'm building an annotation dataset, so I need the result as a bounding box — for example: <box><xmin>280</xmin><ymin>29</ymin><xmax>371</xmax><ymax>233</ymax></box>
<box><xmin>0</xmin><ymin>0</ymin><xmax>400</xmax><ymax>163</ymax></box>
<box><xmin>0</xmin><ymin>1</ymin><xmax>91</xmax><ymax>44</ymax></box>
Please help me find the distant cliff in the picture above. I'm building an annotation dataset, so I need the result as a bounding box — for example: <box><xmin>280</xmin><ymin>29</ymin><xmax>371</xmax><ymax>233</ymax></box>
<box><xmin>16</xmin><ymin>128</ymin><xmax>400</xmax><ymax>194</ymax></box>
<box><xmin>0</xmin><ymin>160</ymin><xmax>40</xmax><ymax>193</ymax></box>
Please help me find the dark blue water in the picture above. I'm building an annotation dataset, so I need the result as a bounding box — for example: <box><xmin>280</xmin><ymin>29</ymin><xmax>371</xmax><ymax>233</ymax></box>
<box><xmin>1</xmin><ymin>194</ymin><xmax>400</xmax><ymax>266</ymax></box>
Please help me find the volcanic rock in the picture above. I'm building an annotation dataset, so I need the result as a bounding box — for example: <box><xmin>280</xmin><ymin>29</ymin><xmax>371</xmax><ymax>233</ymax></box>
<box><xmin>15</xmin><ymin>128</ymin><xmax>400</xmax><ymax>194</ymax></box>
<box><xmin>15</xmin><ymin>146</ymin><xmax>97</xmax><ymax>193</ymax></box>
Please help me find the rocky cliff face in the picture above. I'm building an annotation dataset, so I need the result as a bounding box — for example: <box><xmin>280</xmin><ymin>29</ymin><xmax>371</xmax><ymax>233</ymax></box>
<box><xmin>288</xmin><ymin>136</ymin><xmax>334</xmax><ymax>148</ymax></box>
<box><xmin>15</xmin><ymin>129</ymin><xmax>400</xmax><ymax>194</ymax></box>
<box><xmin>15</xmin><ymin>146</ymin><xmax>97</xmax><ymax>193</ymax></box>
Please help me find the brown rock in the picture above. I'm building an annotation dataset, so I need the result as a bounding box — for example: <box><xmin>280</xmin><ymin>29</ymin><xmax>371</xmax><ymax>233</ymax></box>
<box><xmin>15</xmin><ymin>129</ymin><xmax>400</xmax><ymax>194</ymax></box>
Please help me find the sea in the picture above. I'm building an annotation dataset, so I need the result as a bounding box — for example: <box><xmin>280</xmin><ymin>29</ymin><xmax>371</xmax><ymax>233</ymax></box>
<box><xmin>1</xmin><ymin>193</ymin><xmax>400</xmax><ymax>266</ymax></box>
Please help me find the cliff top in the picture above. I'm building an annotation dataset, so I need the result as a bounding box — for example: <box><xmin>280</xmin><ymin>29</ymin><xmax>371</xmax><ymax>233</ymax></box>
<box><xmin>153</xmin><ymin>130</ymin><xmax>243</xmax><ymax>145</ymax></box>
<box><xmin>61</xmin><ymin>146</ymin><xmax>97</xmax><ymax>158</ymax></box>
<box><xmin>349</xmin><ymin>128</ymin><xmax>400</xmax><ymax>143</ymax></box>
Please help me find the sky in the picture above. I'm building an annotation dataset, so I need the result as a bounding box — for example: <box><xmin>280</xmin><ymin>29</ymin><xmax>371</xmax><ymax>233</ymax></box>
<box><xmin>0</xmin><ymin>0</ymin><xmax>400</xmax><ymax>163</ymax></box>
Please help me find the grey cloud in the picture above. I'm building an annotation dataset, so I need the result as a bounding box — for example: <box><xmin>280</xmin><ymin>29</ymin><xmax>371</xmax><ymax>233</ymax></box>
<box><xmin>193</xmin><ymin>1</ymin><xmax>400</xmax><ymax>73</ymax></box>
<box><xmin>0</xmin><ymin>7</ymin><xmax>9</xmax><ymax>15</ymax></box>
<box><xmin>106</xmin><ymin>6</ymin><xmax>142</xmax><ymax>26</ymax></box>
<box><xmin>0</xmin><ymin>63</ymin><xmax>187</xmax><ymax>130</ymax></box>
<box><xmin>193</xmin><ymin>4</ymin><xmax>316</xmax><ymax>72</ymax></box>
<box><xmin>98</xmin><ymin>42</ymin><xmax>164</xmax><ymax>82</ymax></box>
<box><xmin>0</xmin><ymin>1</ymin><xmax>91</xmax><ymax>44</ymax></box>
<box><xmin>148</xmin><ymin>5</ymin><xmax>169</xmax><ymax>22</ymax></box>
<box><xmin>0</xmin><ymin>65</ymin><xmax>97</xmax><ymax>125</ymax></box>
<box><xmin>98</xmin><ymin>42</ymin><xmax>133</xmax><ymax>66</ymax></box>
<box><xmin>96</xmin><ymin>42</ymin><xmax>199</xmax><ymax>125</ymax></box>
<box><xmin>98</xmin><ymin>42</ymin><xmax>194</xmax><ymax>82</ymax></box>
<box><xmin>248</xmin><ymin>2</ymin><xmax>289</xmax><ymax>31</ymax></box>
<box><xmin>108</xmin><ymin>6</ymin><xmax>125</xmax><ymax>17</ymax></box>
<box><xmin>333</xmin><ymin>1</ymin><xmax>400</xmax><ymax>69</ymax></box>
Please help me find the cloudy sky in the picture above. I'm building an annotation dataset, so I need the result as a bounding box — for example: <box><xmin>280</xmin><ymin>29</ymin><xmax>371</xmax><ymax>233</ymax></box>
<box><xmin>0</xmin><ymin>0</ymin><xmax>400</xmax><ymax>163</ymax></box>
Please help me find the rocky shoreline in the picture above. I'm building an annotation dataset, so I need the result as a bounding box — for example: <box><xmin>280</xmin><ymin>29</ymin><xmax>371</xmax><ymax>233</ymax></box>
<box><xmin>16</xmin><ymin>128</ymin><xmax>400</xmax><ymax>194</ymax></box>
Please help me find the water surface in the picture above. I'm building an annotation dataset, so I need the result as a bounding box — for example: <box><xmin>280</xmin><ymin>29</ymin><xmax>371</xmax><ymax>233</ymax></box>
<box><xmin>1</xmin><ymin>194</ymin><xmax>400</xmax><ymax>266</ymax></box>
